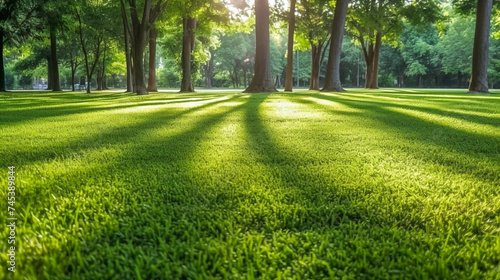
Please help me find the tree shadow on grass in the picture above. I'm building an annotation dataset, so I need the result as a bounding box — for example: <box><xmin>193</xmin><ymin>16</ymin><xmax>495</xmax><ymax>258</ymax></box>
<box><xmin>20</xmin><ymin>94</ymin><xmax>249</xmax><ymax>278</ymax></box>
<box><xmin>240</xmin><ymin>93</ymin><xmax>366</xmax><ymax>232</ymax></box>
<box><xmin>16</xmin><ymin>92</ymin><xmax>500</xmax><ymax>279</ymax></box>
<box><xmin>335</xmin><ymin>92</ymin><xmax>500</xmax><ymax>126</ymax></box>
<box><xmin>0</xmin><ymin>92</ymin><xmax>223</xmax><ymax>127</ymax></box>
<box><xmin>290</xmin><ymin>92</ymin><xmax>500</xmax><ymax>184</ymax></box>
<box><xmin>3</xmin><ymin>95</ymin><xmax>244</xmax><ymax>175</ymax></box>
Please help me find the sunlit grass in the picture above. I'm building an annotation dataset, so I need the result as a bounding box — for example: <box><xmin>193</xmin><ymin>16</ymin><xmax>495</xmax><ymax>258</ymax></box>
<box><xmin>0</xmin><ymin>89</ymin><xmax>499</xmax><ymax>279</ymax></box>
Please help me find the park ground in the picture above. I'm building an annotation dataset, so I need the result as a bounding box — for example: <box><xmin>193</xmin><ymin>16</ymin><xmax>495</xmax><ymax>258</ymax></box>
<box><xmin>0</xmin><ymin>88</ymin><xmax>499</xmax><ymax>279</ymax></box>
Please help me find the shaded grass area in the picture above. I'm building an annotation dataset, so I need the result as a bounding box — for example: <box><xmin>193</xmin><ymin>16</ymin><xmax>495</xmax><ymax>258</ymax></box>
<box><xmin>0</xmin><ymin>89</ymin><xmax>500</xmax><ymax>279</ymax></box>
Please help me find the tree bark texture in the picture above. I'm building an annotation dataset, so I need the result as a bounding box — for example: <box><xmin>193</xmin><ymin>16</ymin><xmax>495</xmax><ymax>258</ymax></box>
<box><xmin>244</xmin><ymin>0</ymin><xmax>277</xmax><ymax>93</ymax></box>
<box><xmin>50</xmin><ymin>26</ymin><xmax>61</xmax><ymax>91</ymax></box>
<box><xmin>147</xmin><ymin>28</ymin><xmax>158</xmax><ymax>92</ymax></box>
<box><xmin>284</xmin><ymin>0</ymin><xmax>296</xmax><ymax>92</ymax></box>
<box><xmin>469</xmin><ymin>0</ymin><xmax>492</xmax><ymax>93</ymax></box>
<box><xmin>322</xmin><ymin>0</ymin><xmax>349</xmax><ymax>92</ymax></box>
<box><xmin>180</xmin><ymin>17</ymin><xmax>196</xmax><ymax>92</ymax></box>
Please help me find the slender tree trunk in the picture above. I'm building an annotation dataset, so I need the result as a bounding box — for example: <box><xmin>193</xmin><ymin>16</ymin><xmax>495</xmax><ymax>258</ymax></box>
<box><xmin>97</xmin><ymin>74</ymin><xmax>102</xmax><ymax>90</ymax></box>
<box><xmin>147</xmin><ymin>28</ymin><xmax>158</xmax><ymax>92</ymax></box>
<box><xmin>205</xmin><ymin>51</ymin><xmax>214</xmax><ymax>88</ymax></box>
<box><xmin>180</xmin><ymin>17</ymin><xmax>196</xmax><ymax>92</ymax></box>
<box><xmin>284</xmin><ymin>0</ymin><xmax>296</xmax><ymax>92</ymax></box>
<box><xmin>0</xmin><ymin>32</ymin><xmax>6</xmax><ymax>91</ymax></box>
<box><xmin>243</xmin><ymin>66</ymin><xmax>247</xmax><ymax>87</ymax></box>
<box><xmin>121</xmin><ymin>2</ymin><xmax>133</xmax><ymax>92</ymax></box>
<box><xmin>322</xmin><ymin>0</ymin><xmax>349</xmax><ymax>92</ymax></box>
<box><xmin>469</xmin><ymin>0</ymin><xmax>492</xmax><ymax>93</ymax></box>
<box><xmin>244</xmin><ymin>0</ymin><xmax>277</xmax><ymax>93</ymax></box>
<box><xmin>309</xmin><ymin>43</ymin><xmax>323</xmax><ymax>90</ymax></box>
<box><xmin>50</xmin><ymin>26</ymin><xmax>61</xmax><ymax>91</ymax></box>
<box><xmin>71</xmin><ymin>60</ymin><xmax>75</xmax><ymax>91</ymax></box>
<box><xmin>47</xmin><ymin>55</ymin><xmax>53</xmax><ymax>90</ymax></box>
<box><xmin>370</xmin><ymin>32</ymin><xmax>382</xmax><ymax>89</ymax></box>
<box><xmin>103</xmin><ymin>43</ymin><xmax>107</xmax><ymax>89</ymax></box>
<box><xmin>77</xmin><ymin>11</ymin><xmax>92</xmax><ymax>94</ymax></box>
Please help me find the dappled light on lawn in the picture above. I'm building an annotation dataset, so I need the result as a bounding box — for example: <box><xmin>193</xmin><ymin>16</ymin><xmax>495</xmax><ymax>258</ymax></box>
<box><xmin>0</xmin><ymin>90</ymin><xmax>499</xmax><ymax>279</ymax></box>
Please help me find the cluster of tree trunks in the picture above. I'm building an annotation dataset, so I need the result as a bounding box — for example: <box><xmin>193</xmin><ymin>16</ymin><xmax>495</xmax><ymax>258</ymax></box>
<box><xmin>309</xmin><ymin>41</ymin><xmax>326</xmax><ymax>90</ymax></box>
<box><xmin>360</xmin><ymin>31</ymin><xmax>382</xmax><ymax>89</ymax></box>
<box><xmin>121</xmin><ymin>0</ymin><xmax>167</xmax><ymax>95</ymax></box>
<box><xmin>0</xmin><ymin>0</ymin><xmax>493</xmax><ymax>95</ymax></box>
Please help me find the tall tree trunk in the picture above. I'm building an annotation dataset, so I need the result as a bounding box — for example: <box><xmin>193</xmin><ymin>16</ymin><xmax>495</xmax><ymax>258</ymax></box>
<box><xmin>97</xmin><ymin>74</ymin><xmax>103</xmax><ymax>90</ymax></box>
<box><xmin>244</xmin><ymin>0</ymin><xmax>277</xmax><ymax>93</ymax></box>
<box><xmin>243</xmin><ymin>66</ymin><xmax>247</xmax><ymax>88</ymax></box>
<box><xmin>127</xmin><ymin>0</ymin><xmax>152</xmax><ymax>95</ymax></box>
<box><xmin>77</xmin><ymin>11</ymin><xmax>93</xmax><ymax>94</ymax></box>
<box><xmin>284</xmin><ymin>0</ymin><xmax>296</xmax><ymax>92</ymax></box>
<box><xmin>47</xmin><ymin>55</ymin><xmax>53</xmax><ymax>90</ymax></box>
<box><xmin>309</xmin><ymin>42</ymin><xmax>323</xmax><ymax>90</ymax></box>
<box><xmin>322</xmin><ymin>0</ymin><xmax>349</xmax><ymax>92</ymax></box>
<box><xmin>0</xmin><ymin>31</ymin><xmax>6</xmax><ymax>91</ymax></box>
<box><xmin>121</xmin><ymin>2</ymin><xmax>133</xmax><ymax>92</ymax></box>
<box><xmin>180</xmin><ymin>17</ymin><xmax>196</xmax><ymax>92</ymax></box>
<box><xmin>71</xmin><ymin>60</ymin><xmax>75</xmax><ymax>91</ymax></box>
<box><xmin>469</xmin><ymin>0</ymin><xmax>492</xmax><ymax>93</ymax></box>
<box><xmin>102</xmin><ymin>44</ymin><xmax>107</xmax><ymax>90</ymax></box>
<box><xmin>132</xmin><ymin>40</ymin><xmax>147</xmax><ymax>94</ymax></box>
<box><xmin>50</xmin><ymin>26</ymin><xmax>61</xmax><ymax>91</ymax></box>
<box><xmin>147</xmin><ymin>28</ymin><xmax>158</xmax><ymax>92</ymax></box>
<box><xmin>370</xmin><ymin>31</ymin><xmax>382</xmax><ymax>89</ymax></box>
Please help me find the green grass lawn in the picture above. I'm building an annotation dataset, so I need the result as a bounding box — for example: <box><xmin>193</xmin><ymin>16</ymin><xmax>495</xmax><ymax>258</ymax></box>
<box><xmin>1</xmin><ymin>88</ymin><xmax>499</xmax><ymax>279</ymax></box>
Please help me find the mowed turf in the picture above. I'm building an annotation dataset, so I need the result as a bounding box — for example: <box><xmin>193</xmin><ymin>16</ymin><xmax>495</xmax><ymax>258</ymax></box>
<box><xmin>0</xmin><ymin>89</ymin><xmax>499</xmax><ymax>279</ymax></box>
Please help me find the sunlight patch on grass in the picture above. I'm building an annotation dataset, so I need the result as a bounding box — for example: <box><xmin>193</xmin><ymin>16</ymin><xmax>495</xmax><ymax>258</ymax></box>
<box><xmin>1</xmin><ymin>89</ymin><xmax>499</xmax><ymax>279</ymax></box>
<box><xmin>305</xmin><ymin>96</ymin><xmax>365</xmax><ymax>113</ymax></box>
<box><xmin>389</xmin><ymin>107</ymin><xmax>500</xmax><ymax>139</ymax></box>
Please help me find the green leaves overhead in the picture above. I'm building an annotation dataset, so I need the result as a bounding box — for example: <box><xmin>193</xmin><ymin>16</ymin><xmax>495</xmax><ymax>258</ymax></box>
<box><xmin>347</xmin><ymin>0</ymin><xmax>442</xmax><ymax>45</ymax></box>
<box><xmin>295</xmin><ymin>0</ymin><xmax>332</xmax><ymax>50</ymax></box>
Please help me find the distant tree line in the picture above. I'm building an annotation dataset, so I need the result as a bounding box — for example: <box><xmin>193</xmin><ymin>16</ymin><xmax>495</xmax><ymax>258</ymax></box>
<box><xmin>0</xmin><ymin>0</ymin><xmax>496</xmax><ymax>94</ymax></box>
